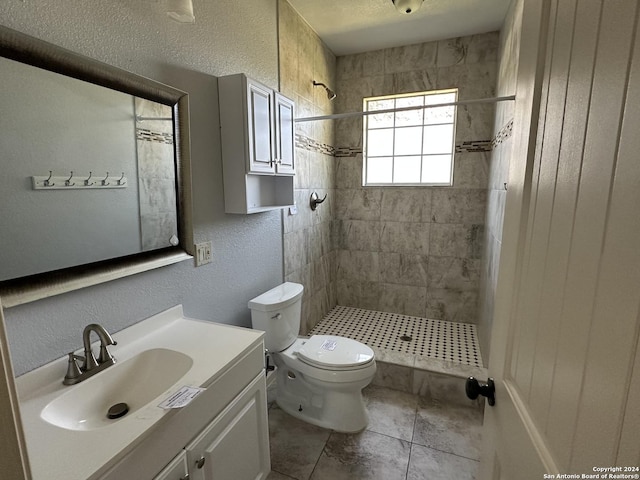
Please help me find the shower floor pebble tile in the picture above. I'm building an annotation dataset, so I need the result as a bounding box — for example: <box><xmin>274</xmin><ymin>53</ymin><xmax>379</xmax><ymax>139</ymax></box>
<box><xmin>309</xmin><ymin>306</ymin><xmax>483</xmax><ymax>368</ymax></box>
<box><xmin>267</xmin><ymin>385</ymin><xmax>481</xmax><ymax>480</ymax></box>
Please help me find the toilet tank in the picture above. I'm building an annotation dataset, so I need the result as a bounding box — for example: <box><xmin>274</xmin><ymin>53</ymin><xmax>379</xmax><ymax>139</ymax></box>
<box><xmin>248</xmin><ymin>282</ymin><xmax>304</xmax><ymax>352</ymax></box>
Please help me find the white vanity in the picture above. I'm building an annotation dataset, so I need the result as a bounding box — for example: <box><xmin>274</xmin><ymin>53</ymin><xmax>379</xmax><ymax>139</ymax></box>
<box><xmin>15</xmin><ymin>306</ymin><xmax>270</xmax><ymax>480</ymax></box>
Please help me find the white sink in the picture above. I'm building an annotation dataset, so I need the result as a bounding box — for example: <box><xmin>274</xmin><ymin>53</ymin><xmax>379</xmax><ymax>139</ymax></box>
<box><xmin>16</xmin><ymin>305</ymin><xmax>265</xmax><ymax>480</ymax></box>
<box><xmin>40</xmin><ymin>348</ymin><xmax>193</xmax><ymax>431</ymax></box>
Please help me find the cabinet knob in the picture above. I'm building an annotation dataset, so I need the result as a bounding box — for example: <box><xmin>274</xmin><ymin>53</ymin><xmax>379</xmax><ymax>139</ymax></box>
<box><xmin>196</xmin><ymin>456</ymin><xmax>206</xmax><ymax>469</ymax></box>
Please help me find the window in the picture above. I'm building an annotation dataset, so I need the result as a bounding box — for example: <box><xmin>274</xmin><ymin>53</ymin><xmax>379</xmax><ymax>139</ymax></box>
<box><xmin>363</xmin><ymin>89</ymin><xmax>457</xmax><ymax>186</ymax></box>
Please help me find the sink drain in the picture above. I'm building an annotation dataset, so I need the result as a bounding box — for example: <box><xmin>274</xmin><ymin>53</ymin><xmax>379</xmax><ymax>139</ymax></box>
<box><xmin>400</xmin><ymin>334</ymin><xmax>412</xmax><ymax>342</ymax></box>
<box><xmin>107</xmin><ymin>402</ymin><xmax>129</xmax><ymax>419</ymax></box>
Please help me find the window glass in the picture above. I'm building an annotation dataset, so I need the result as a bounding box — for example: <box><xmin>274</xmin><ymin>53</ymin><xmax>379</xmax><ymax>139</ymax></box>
<box><xmin>395</xmin><ymin>96</ymin><xmax>424</xmax><ymax>127</ymax></box>
<box><xmin>363</xmin><ymin>89</ymin><xmax>457</xmax><ymax>186</ymax></box>
<box><xmin>421</xmin><ymin>155</ymin><xmax>453</xmax><ymax>184</ymax></box>
<box><xmin>367</xmin><ymin>157</ymin><xmax>393</xmax><ymax>184</ymax></box>
<box><xmin>395</xmin><ymin>126</ymin><xmax>423</xmax><ymax>156</ymax></box>
<box><xmin>368</xmin><ymin>128</ymin><xmax>394</xmax><ymax>156</ymax></box>
<box><xmin>423</xmin><ymin>124</ymin><xmax>455</xmax><ymax>154</ymax></box>
<box><xmin>394</xmin><ymin>156</ymin><xmax>422</xmax><ymax>183</ymax></box>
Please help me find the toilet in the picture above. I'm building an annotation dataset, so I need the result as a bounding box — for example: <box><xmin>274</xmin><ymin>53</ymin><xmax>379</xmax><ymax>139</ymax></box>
<box><xmin>248</xmin><ymin>282</ymin><xmax>376</xmax><ymax>433</ymax></box>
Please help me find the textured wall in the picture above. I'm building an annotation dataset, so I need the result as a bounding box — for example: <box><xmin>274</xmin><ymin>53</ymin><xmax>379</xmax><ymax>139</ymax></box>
<box><xmin>1</xmin><ymin>0</ymin><xmax>282</xmax><ymax>376</ymax></box>
<box><xmin>333</xmin><ymin>33</ymin><xmax>498</xmax><ymax>323</ymax></box>
<box><xmin>477</xmin><ymin>0</ymin><xmax>522</xmax><ymax>365</ymax></box>
<box><xmin>278</xmin><ymin>0</ymin><xmax>337</xmax><ymax>334</ymax></box>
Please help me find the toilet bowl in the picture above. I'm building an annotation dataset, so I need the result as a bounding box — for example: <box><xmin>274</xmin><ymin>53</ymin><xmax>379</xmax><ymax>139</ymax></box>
<box><xmin>248</xmin><ymin>283</ymin><xmax>376</xmax><ymax>432</ymax></box>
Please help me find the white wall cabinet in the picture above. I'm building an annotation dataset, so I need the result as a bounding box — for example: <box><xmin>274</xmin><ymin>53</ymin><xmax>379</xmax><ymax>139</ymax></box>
<box><xmin>219</xmin><ymin>74</ymin><xmax>295</xmax><ymax>214</ymax></box>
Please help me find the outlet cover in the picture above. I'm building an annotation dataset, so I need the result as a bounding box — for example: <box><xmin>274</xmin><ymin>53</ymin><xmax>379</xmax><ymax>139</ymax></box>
<box><xmin>195</xmin><ymin>241</ymin><xmax>212</xmax><ymax>266</ymax></box>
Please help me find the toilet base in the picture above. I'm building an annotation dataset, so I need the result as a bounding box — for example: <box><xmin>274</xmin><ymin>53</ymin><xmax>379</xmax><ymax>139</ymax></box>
<box><xmin>274</xmin><ymin>364</ymin><xmax>371</xmax><ymax>433</ymax></box>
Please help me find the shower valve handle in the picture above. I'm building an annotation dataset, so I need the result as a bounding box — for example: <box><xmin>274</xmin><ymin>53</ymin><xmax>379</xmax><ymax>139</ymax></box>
<box><xmin>465</xmin><ymin>376</ymin><xmax>495</xmax><ymax>406</ymax></box>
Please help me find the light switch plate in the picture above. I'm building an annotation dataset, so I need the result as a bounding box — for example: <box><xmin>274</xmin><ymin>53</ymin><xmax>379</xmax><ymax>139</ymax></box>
<box><xmin>195</xmin><ymin>241</ymin><xmax>212</xmax><ymax>266</ymax></box>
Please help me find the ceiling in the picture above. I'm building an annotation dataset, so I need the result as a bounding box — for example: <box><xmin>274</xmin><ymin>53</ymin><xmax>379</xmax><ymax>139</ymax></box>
<box><xmin>287</xmin><ymin>0</ymin><xmax>511</xmax><ymax>56</ymax></box>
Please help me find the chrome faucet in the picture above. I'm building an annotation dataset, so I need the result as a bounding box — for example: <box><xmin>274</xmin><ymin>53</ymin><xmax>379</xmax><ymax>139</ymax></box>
<box><xmin>63</xmin><ymin>324</ymin><xmax>117</xmax><ymax>385</ymax></box>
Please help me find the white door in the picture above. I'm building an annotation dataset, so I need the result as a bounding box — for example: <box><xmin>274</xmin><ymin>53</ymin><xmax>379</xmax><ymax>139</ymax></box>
<box><xmin>481</xmin><ymin>0</ymin><xmax>640</xmax><ymax>478</ymax></box>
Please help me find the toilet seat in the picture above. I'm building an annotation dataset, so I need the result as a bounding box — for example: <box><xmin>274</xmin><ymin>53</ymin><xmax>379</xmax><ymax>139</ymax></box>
<box><xmin>277</xmin><ymin>338</ymin><xmax>376</xmax><ymax>384</ymax></box>
<box><xmin>296</xmin><ymin>335</ymin><xmax>374</xmax><ymax>371</ymax></box>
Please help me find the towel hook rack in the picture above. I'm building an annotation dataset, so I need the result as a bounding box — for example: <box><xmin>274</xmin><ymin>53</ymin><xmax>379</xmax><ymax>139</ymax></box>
<box><xmin>65</xmin><ymin>171</ymin><xmax>75</xmax><ymax>186</ymax></box>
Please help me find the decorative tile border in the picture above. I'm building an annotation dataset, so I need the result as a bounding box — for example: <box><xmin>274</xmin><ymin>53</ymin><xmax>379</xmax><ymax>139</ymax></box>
<box><xmin>294</xmin><ymin>133</ymin><xmax>335</xmax><ymax>155</ymax></box>
<box><xmin>295</xmin><ymin>118</ymin><xmax>515</xmax><ymax>158</ymax></box>
<box><xmin>334</xmin><ymin>146</ymin><xmax>362</xmax><ymax>157</ymax></box>
<box><xmin>491</xmin><ymin>118</ymin><xmax>514</xmax><ymax>149</ymax></box>
<box><xmin>136</xmin><ymin>128</ymin><xmax>174</xmax><ymax>144</ymax></box>
<box><xmin>455</xmin><ymin>140</ymin><xmax>493</xmax><ymax>153</ymax></box>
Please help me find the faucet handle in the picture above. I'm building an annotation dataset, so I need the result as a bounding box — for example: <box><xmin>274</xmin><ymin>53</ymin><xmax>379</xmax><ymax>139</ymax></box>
<box><xmin>63</xmin><ymin>353</ymin><xmax>84</xmax><ymax>385</ymax></box>
<box><xmin>98</xmin><ymin>344</ymin><xmax>116</xmax><ymax>365</ymax></box>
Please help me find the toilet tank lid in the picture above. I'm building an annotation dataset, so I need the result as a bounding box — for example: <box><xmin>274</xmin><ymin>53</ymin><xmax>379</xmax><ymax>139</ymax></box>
<box><xmin>248</xmin><ymin>282</ymin><xmax>304</xmax><ymax>312</ymax></box>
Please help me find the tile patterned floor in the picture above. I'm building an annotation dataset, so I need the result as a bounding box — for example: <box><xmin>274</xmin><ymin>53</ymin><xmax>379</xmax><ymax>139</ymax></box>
<box><xmin>267</xmin><ymin>385</ymin><xmax>483</xmax><ymax>480</ymax></box>
<box><xmin>309</xmin><ymin>306</ymin><xmax>483</xmax><ymax>368</ymax></box>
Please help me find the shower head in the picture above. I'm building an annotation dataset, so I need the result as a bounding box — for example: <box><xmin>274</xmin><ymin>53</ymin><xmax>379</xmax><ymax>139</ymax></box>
<box><xmin>312</xmin><ymin>80</ymin><xmax>337</xmax><ymax>100</ymax></box>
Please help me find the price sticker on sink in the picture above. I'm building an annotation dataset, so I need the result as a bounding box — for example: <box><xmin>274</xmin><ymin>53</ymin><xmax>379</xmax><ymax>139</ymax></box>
<box><xmin>158</xmin><ymin>386</ymin><xmax>206</xmax><ymax>409</ymax></box>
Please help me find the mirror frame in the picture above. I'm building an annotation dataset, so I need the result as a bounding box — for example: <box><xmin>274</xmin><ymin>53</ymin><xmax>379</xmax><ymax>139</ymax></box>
<box><xmin>0</xmin><ymin>25</ymin><xmax>194</xmax><ymax>308</ymax></box>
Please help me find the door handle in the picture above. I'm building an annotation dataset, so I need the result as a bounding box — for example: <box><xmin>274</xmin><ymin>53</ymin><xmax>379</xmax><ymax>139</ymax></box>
<box><xmin>465</xmin><ymin>376</ymin><xmax>496</xmax><ymax>406</ymax></box>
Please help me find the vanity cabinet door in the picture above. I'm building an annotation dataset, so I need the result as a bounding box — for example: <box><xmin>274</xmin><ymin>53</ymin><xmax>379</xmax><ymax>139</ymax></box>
<box><xmin>186</xmin><ymin>373</ymin><xmax>270</xmax><ymax>480</ymax></box>
<box><xmin>153</xmin><ymin>450</ymin><xmax>189</xmax><ymax>480</ymax></box>
<box><xmin>274</xmin><ymin>93</ymin><xmax>295</xmax><ymax>176</ymax></box>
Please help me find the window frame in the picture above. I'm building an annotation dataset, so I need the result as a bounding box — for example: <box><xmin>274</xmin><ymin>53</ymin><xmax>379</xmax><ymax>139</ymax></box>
<box><xmin>362</xmin><ymin>88</ymin><xmax>458</xmax><ymax>187</ymax></box>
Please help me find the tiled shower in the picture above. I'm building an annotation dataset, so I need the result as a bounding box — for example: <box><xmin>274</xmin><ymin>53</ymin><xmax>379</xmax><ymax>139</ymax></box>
<box><xmin>278</xmin><ymin>0</ymin><xmax>516</xmax><ymax>368</ymax></box>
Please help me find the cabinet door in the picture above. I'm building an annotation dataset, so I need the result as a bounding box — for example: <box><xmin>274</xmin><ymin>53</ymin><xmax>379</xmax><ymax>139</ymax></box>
<box><xmin>153</xmin><ymin>450</ymin><xmax>189</xmax><ymax>480</ymax></box>
<box><xmin>274</xmin><ymin>93</ymin><xmax>295</xmax><ymax>175</ymax></box>
<box><xmin>186</xmin><ymin>374</ymin><xmax>270</xmax><ymax>480</ymax></box>
<box><xmin>246</xmin><ymin>80</ymin><xmax>275</xmax><ymax>174</ymax></box>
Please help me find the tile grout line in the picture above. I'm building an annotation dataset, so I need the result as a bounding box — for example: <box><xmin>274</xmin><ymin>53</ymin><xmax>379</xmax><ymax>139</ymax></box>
<box><xmin>404</xmin><ymin>400</ymin><xmax>421</xmax><ymax>480</ymax></box>
<box><xmin>410</xmin><ymin>442</ymin><xmax>483</xmax><ymax>464</ymax></box>
<box><xmin>306</xmin><ymin>432</ymin><xmax>329</xmax><ymax>480</ymax></box>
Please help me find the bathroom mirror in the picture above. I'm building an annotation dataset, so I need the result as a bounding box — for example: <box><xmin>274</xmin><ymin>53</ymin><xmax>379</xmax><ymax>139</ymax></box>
<box><xmin>0</xmin><ymin>25</ymin><xmax>194</xmax><ymax>307</ymax></box>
